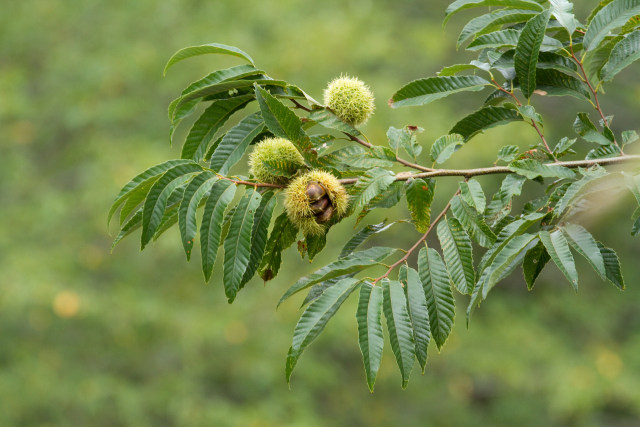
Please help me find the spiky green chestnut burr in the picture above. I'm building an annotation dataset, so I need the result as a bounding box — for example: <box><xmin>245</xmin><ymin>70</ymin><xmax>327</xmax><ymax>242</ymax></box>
<box><xmin>248</xmin><ymin>137</ymin><xmax>306</xmax><ymax>184</ymax></box>
<box><xmin>284</xmin><ymin>170</ymin><xmax>349</xmax><ymax>236</ymax></box>
<box><xmin>323</xmin><ymin>75</ymin><xmax>375</xmax><ymax>126</ymax></box>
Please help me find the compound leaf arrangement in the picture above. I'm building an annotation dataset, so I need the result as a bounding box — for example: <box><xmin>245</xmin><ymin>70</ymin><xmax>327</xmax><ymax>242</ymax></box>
<box><xmin>110</xmin><ymin>0</ymin><xmax>640</xmax><ymax>391</ymax></box>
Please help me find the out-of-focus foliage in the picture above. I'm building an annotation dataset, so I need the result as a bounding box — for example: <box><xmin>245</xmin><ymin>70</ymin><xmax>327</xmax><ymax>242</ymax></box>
<box><xmin>2</xmin><ymin>0</ymin><xmax>640</xmax><ymax>426</ymax></box>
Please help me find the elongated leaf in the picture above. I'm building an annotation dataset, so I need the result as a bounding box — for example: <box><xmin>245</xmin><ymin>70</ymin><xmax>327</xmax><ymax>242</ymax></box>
<box><xmin>550</xmin><ymin>0</ymin><xmax>577</xmax><ymax>36</ymax></box>
<box><xmin>240</xmin><ymin>191</ymin><xmax>277</xmax><ymax>287</ymax></box>
<box><xmin>522</xmin><ymin>240</ymin><xmax>550</xmax><ymax>289</ymax></box>
<box><xmin>509</xmin><ymin>159</ymin><xmax>576</xmax><ymax>179</ymax></box>
<box><xmin>450</xmin><ymin>195</ymin><xmax>496</xmax><ymax>247</ymax></box>
<box><xmin>279</xmin><ymin>247</ymin><xmax>398</xmax><ymax>306</ymax></box>
<box><xmin>597</xmin><ymin>242</ymin><xmax>625</xmax><ymax>289</ymax></box>
<box><xmin>460</xmin><ymin>179</ymin><xmax>486</xmax><ymax>214</ymax></box>
<box><xmin>382</xmin><ymin>279</ymin><xmax>415</xmax><ymax>388</ymax></box>
<box><xmin>402</xmin><ymin>267</ymin><xmax>431</xmax><ymax>373</ymax></box>
<box><xmin>389</xmin><ymin>76</ymin><xmax>491</xmax><ymax>108</ymax></box>
<box><xmin>200</xmin><ymin>180</ymin><xmax>237</xmax><ymax>282</ymax></box>
<box><xmin>573</xmin><ymin>112</ymin><xmax>612</xmax><ymax>145</ymax></box>
<box><xmin>444</xmin><ymin>0</ymin><xmax>543</xmax><ymax>26</ymax></box>
<box><xmin>481</xmin><ymin>233</ymin><xmax>537</xmax><ymax>297</ymax></box>
<box><xmin>457</xmin><ymin>9</ymin><xmax>538</xmax><ymax>48</ymax></box>
<box><xmin>555</xmin><ymin>169</ymin><xmax>610</xmax><ymax>217</ymax></box>
<box><xmin>308</xmin><ymin>108</ymin><xmax>362</xmax><ymax>137</ymax></box>
<box><xmin>561</xmin><ymin>223</ymin><xmax>606</xmax><ymax>279</ymax></box>
<box><xmin>223</xmin><ymin>189</ymin><xmax>263</xmax><ymax>302</ymax></box>
<box><xmin>209</xmin><ymin>112</ymin><xmax>265</xmax><ymax>174</ymax></box>
<box><xmin>387</xmin><ymin>126</ymin><xmax>423</xmax><ymax>159</ymax></box>
<box><xmin>174</xmin><ymin>80</ymin><xmax>278</xmax><ymax>114</ymax></box>
<box><xmin>584</xmin><ymin>0</ymin><xmax>640</xmax><ymax>51</ymax></box>
<box><xmin>437</xmin><ymin>217</ymin><xmax>475</xmax><ymax>295</ymax></box>
<box><xmin>539</xmin><ymin>230</ymin><xmax>578</xmax><ymax>291</ymax></box>
<box><xmin>430</xmin><ymin>134</ymin><xmax>465</xmax><ymax>164</ymax></box>
<box><xmin>466</xmin><ymin>29</ymin><xmax>564</xmax><ymax>51</ymax></box>
<box><xmin>535</xmin><ymin>69</ymin><xmax>591</xmax><ymax>100</ymax></box>
<box><xmin>340</xmin><ymin>221</ymin><xmax>399</xmax><ymax>258</ymax></box>
<box><xmin>108</xmin><ymin>159</ymin><xmax>195</xmax><ymax>226</ymax></box>
<box><xmin>286</xmin><ymin>277</ymin><xmax>360</xmax><ymax>384</ymax></box>
<box><xmin>111</xmin><ymin>209</ymin><xmax>142</xmax><ymax>250</ymax></box>
<box><xmin>478</xmin><ymin>212</ymin><xmax>545</xmax><ymax>272</ymax></box>
<box><xmin>450</xmin><ymin>106</ymin><xmax>523</xmax><ymax>141</ymax></box>
<box><xmin>152</xmin><ymin>186</ymin><xmax>185</xmax><ymax>241</ymax></box>
<box><xmin>258</xmin><ymin>213</ymin><xmax>298</xmax><ymax>282</ymax></box>
<box><xmin>179</xmin><ymin>171</ymin><xmax>218</xmax><ymax>260</ymax></box>
<box><xmin>254</xmin><ymin>85</ymin><xmax>309</xmax><ymax>151</ymax></box>
<box><xmin>486</xmin><ymin>174</ymin><xmax>526</xmax><ymax>223</ymax></box>
<box><xmin>437</xmin><ymin>63</ymin><xmax>484</xmax><ymax>76</ymax></box>
<box><xmin>356</xmin><ymin>282</ymin><xmax>384</xmax><ymax>392</ymax></box>
<box><xmin>418</xmin><ymin>247</ymin><xmax>455</xmax><ymax>350</ymax></box>
<box><xmin>164</xmin><ymin>43</ymin><xmax>254</xmax><ymax>75</ymax></box>
<box><xmin>350</xmin><ymin>168</ymin><xmax>396</xmax><ymax>212</ymax></box>
<box><xmin>537</xmin><ymin>52</ymin><xmax>579</xmax><ymax>74</ymax></box>
<box><xmin>601</xmin><ymin>30</ymin><xmax>640</xmax><ymax>80</ymax></box>
<box><xmin>181</xmin><ymin>97</ymin><xmax>251</xmax><ymax>161</ymax></box>
<box><xmin>515</xmin><ymin>10</ymin><xmax>551</xmax><ymax>98</ymax></box>
<box><xmin>141</xmin><ymin>164</ymin><xmax>203</xmax><ymax>249</ymax></box>
<box><xmin>405</xmin><ymin>178</ymin><xmax>435</xmax><ymax>233</ymax></box>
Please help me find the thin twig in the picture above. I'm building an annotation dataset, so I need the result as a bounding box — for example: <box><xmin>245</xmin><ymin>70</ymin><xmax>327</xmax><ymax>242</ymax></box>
<box><xmin>344</xmin><ymin>133</ymin><xmax>436</xmax><ymax>172</ymax></box>
<box><xmin>371</xmin><ymin>189</ymin><xmax>460</xmax><ymax>285</ymax></box>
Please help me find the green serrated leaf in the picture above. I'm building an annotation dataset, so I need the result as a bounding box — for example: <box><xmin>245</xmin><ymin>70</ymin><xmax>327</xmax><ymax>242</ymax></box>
<box><xmin>418</xmin><ymin>247</ymin><xmax>455</xmax><ymax>351</ymax></box>
<box><xmin>200</xmin><ymin>180</ymin><xmax>237</xmax><ymax>282</ymax></box>
<box><xmin>573</xmin><ymin>112</ymin><xmax>613</xmax><ymax>145</ymax></box>
<box><xmin>550</xmin><ymin>0</ymin><xmax>578</xmax><ymax>36</ymax></box>
<box><xmin>402</xmin><ymin>266</ymin><xmax>431</xmax><ymax>374</ymax></box>
<box><xmin>509</xmin><ymin>159</ymin><xmax>576</xmax><ymax>179</ymax></box>
<box><xmin>278</xmin><ymin>247</ymin><xmax>398</xmax><ymax>306</ymax></box>
<box><xmin>584</xmin><ymin>0</ymin><xmax>640</xmax><ymax>51</ymax></box>
<box><xmin>539</xmin><ymin>230</ymin><xmax>579</xmax><ymax>291</ymax></box>
<box><xmin>382</xmin><ymin>279</ymin><xmax>415</xmax><ymax>388</ymax></box>
<box><xmin>387</xmin><ymin>126</ymin><xmax>423</xmax><ymax>159</ymax></box>
<box><xmin>181</xmin><ymin>97</ymin><xmax>252</xmax><ymax>161</ymax></box>
<box><xmin>254</xmin><ymin>85</ymin><xmax>311</xmax><ymax>155</ymax></box>
<box><xmin>164</xmin><ymin>43</ymin><xmax>254</xmax><ymax>75</ymax></box>
<box><xmin>437</xmin><ymin>217</ymin><xmax>475</xmax><ymax>295</ymax></box>
<box><xmin>108</xmin><ymin>159</ymin><xmax>195</xmax><ymax>226</ymax></box>
<box><xmin>450</xmin><ymin>106</ymin><xmax>523</xmax><ymax>141</ymax></box>
<box><xmin>405</xmin><ymin>178</ymin><xmax>435</xmax><ymax>233</ymax></box>
<box><xmin>450</xmin><ymin>195</ymin><xmax>496</xmax><ymax>247</ymax></box>
<box><xmin>522</xmin><ymin>240</ymin><xmax>551</xmax><ymax>290</ymax></box>
<box><xmin>444</xmin><ymin>0</ymin><xmax>543</xmax><ymax>26</ymax></box>
<box><xmin>390</xmin><ymin>76</ymin><xmax>491</xmax><ymax>108</ymax></box>
<box><xmin>601</xmin><ymin>30</ymin><xmax>640</xmax><ymax>80</ymax></box>
<box><xmin>209</xmin><ymin>111</ymin><xmax>265</xmax><ymax>174</ymax></box>
<box><xmin>561</xmin><ymin>223</ymin><xmax>607</xmax><ymax>280</ymax></box>
<box><xmin>430</xmin><ymin>134</ymin><xmax>465</xmax><ymax>164</ymax></box>
<box><xmin>223</xmin><ymin>189</ymin><xmax>263</xmax><ymax>302</ymax></box>
<box><xmin>481</xmin><ymin>233</ymin><xmax>537</xmax><ymax>298</ymax></box>
<box><xmin>340</xmin><ymin>221</ymin><xmax>398</xmax><ymax>258</ymax></box>
<box><xmin>597</xmin><ymin>242</ymin><xmax>625</xmax><ymax>289</ymax></box>
<box><xmin>460</xmin><ymin>179</ymin><xmax>486</xmax><ymax>214</ymax></box>
<box><xmin>111</xmin><ymin>209</ymin><xmax>142</xmax><ymax>250</ymax></box>
<box><xmin>515</xmin><ymin>10</ymin><xmax>551</xmax><ymax>98</ymax></box>
<box><xmin>240</xmin><ymin>191</ymin><xmax>277</xmax><ymax>288</ymax></box>
<box><xmin>308</xmin><ymin>108</ymin><xmax>362</xmax><ymax>137</ymax></box>
<box><xmin>141</xmin><ymin>163</ymin><xmax>203</xmax><ymax>249</ymax></box>
<box><xmin>356</xmin><ymin>282</ymin><xmax>384</xmax><ymax>392</ymax></box>
<box><xmin>286</xmin><ymin>277</ymin><xmax>360</xmax><ymax>384</ymax></box>
<box><xmin>498</xmin><ymin>145</ymin><xmax>520</xmax><ymax>162</ymax></box>
<box><xmin>457</xmin><ymin>9</ymin><xmax>538</xmax><ymax>48</ymax></box>
<box><xmin>258</xmin><ymin>213</ymin><xmax>299</xmax><ymax>282</ymax></box>
<box><xmin>554</xmin><ymin>169</ymin><xmax>610</xmax><ymax>217</ymax></box>
<box><xmin>534</xmin><ymin>69</ymin><xmax>591</xmax><ymax>100</ymax></box>
<box><xmin>350</xmin><ymin>168</ymin><xmax>397</xmax><ymax>212</ymax></box>
<box><xmin>178</xmin><ymin>171</ymin><xmax>218</xmax><ymax>260</ymax></box>
<box><xmin>486</xmin><ymin>174</ymin><xmax>527</xmax><ymax>224</ymax></box>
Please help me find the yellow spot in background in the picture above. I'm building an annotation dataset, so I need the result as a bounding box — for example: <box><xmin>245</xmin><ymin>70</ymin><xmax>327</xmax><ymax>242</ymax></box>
<box><xmin>596</xmin><ymin>348</ymin><xmax>623</xmax><ymax>380</ymax></box>
<box><xmin>53</xmin><ymin>291</ymin><xmax>80</xmax><ymax>318</ymax></box>
<box><xmin>224</xmin><ymin>321</ymin><xmax>248</xmax><ymax>345</ymax></box>
<box><xmin>448</xmin><ymin>374</ymin><xmax>473</xmax><ymax>401</ymax></box>
<box><xmin>10</xmin><ymin>120</ymin><xmax>35</xmax><ymax>145</ymax></box>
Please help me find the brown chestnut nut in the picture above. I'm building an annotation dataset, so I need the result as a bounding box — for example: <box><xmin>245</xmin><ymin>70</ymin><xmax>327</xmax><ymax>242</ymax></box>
<box><xmin>305</xmin><ymin>182</ymin><xmax>326</xmax><ymax>202</ymax></box>
<box><xmin>315</xmin><ymin>205</ymin><xmax>334</xmax><ymax>223</ymax></box>
<box><xmin>310</xmin><ymin>196</ymin><xmax>330</xmax><ymax>214</ymax></box>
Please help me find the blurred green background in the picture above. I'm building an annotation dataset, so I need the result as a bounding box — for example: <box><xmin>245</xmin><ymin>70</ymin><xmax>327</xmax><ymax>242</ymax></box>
<box><xmin>2</xmin><ymin>0</ymin><xmax>640</xmax><ymax>425</ymax></box>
